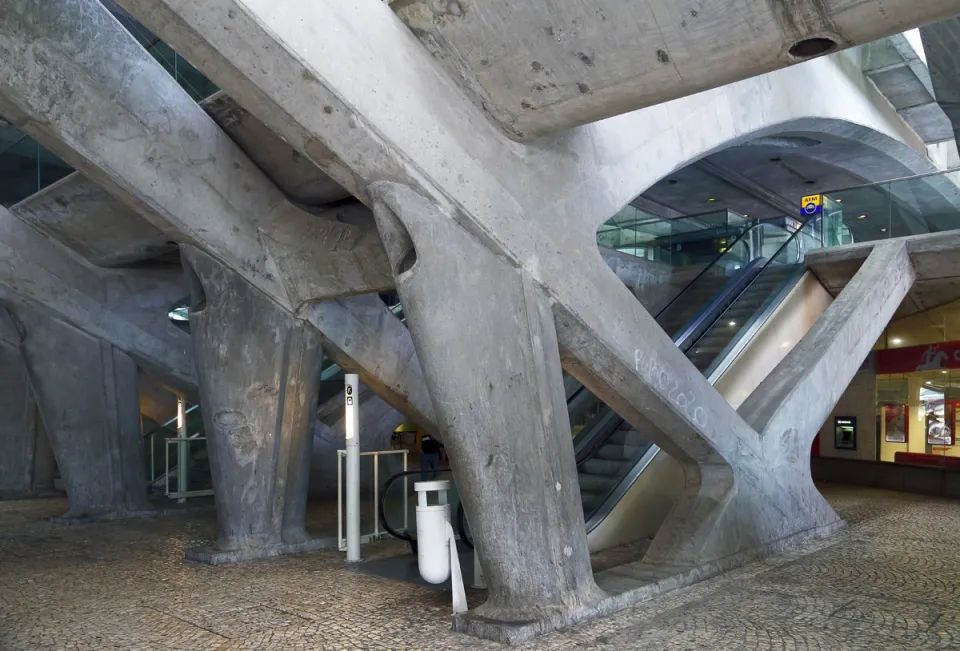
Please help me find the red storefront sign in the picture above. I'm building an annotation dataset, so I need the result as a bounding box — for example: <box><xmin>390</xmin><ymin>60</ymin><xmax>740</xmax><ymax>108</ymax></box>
<box><xmin>875</xmin><ymin>341</ymin><xmax>960</xmax><ymax>375</ymax></box>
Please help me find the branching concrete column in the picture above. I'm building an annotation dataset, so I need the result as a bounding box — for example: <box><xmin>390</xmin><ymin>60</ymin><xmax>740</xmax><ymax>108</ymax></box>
<box><xmin>371</xmin><ymin>183</ymin><xmax>605</xmax><ymax>641</ymax></box>
<box><xmin>9</xmin><ymin>304</ymin><xmax>152</xmax><ymax>521</ymax></box>
<box><xmin>181</xmin><ymin>245</ymin><xmax>324</xmax><ymax>564</ymax></box>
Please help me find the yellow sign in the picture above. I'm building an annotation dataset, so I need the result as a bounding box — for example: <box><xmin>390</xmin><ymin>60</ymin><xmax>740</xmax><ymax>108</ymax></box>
<box><xmin>801</xmin><ymin>194</ymin><xmax>823</xmax><ymax>216</ymax></box>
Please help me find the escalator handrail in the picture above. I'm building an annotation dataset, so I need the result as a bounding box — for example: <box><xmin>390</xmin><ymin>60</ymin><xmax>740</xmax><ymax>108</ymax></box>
<box><xmin>653</xmin><ymin>220</ymin><xmax>766</xmax><ymax>320</ymax></box>
<box><xmin>685</xmin><ymin>216</ymin><xmax>817</xmax><ymax>358</ymax></box>
<box><xmin>580</xmin><ymin>217</ymin><xmax>821</xmax><ymax>533</ymax></box>
<box><xmin>672</xmin><ymin>255</ymin><xmax>767</xmax><ymax>353</ymax></box>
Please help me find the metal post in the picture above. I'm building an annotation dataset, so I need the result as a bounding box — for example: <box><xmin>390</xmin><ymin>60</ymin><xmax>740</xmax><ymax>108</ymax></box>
<box><xmin>345</xmin><ymin>374</ymin><xmax>361</xmax><ymax>562</ymax></box>
<box><xmin>176</xmin><ymin>396</ymin><xmax>188</xmax><ymax>502</ymax></box>
<box><xmin>372</xmin><ymin>453</ymin><xmax>380</xmax><ymax>537</ymax></box>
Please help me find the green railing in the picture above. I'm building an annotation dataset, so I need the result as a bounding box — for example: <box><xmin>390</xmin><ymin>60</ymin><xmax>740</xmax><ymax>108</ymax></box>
<box><xmin>821</xmin><ymin>167</ymin><xmax>960</xmax><ymax>244</ymax></box>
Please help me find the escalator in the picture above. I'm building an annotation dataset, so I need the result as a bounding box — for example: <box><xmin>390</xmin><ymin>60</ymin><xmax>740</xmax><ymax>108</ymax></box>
<box><xmin>377</xmin><ymin>214</ymin><xmax>827</xmax><ymax>549</ymax></box>
<box><xmin>573</xmin><ymin>216</ymin><xmax>824</xmax><ymax>539</ymax></box>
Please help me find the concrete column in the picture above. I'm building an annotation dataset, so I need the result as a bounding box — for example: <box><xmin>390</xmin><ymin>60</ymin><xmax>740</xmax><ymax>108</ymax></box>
<box><xmin>0</xmin><ymin>339</ymin><xmax>40</xmax><ymax>499</ymax></box>
<box><xmin>371</xmin><ymin>183</ymin><xmax>605</xmax><ymax>640</ymax></box>
<box><xmin>180</xmin><ymin>245</ymin><xmax>327</xmax><ymax>564</ymax></box>
<box><xmin>9</xmin><ymin>305</ymin><xmax>153</xmax><ymax>521</ymax></box>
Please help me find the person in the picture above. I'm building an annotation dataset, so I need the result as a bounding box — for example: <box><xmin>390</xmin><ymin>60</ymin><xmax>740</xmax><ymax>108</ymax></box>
<box><xmin>420</xmin><ymin>431</ymin><xmax>441</xmax><ymax>480</ymax></box>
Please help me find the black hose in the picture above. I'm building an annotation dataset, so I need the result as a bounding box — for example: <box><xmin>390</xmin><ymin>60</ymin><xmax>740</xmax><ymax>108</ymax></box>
<box><xmin>378</xmin><ymin>469</ymin><xmax>475</xmax><ymax>553</ymax></box>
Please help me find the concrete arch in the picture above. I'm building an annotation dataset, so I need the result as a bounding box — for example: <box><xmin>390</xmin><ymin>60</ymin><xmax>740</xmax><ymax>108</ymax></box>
<box><xmin>525</xmin><ymin>50</ymin><xmax>941</xmax><ymax>237</ymax></box>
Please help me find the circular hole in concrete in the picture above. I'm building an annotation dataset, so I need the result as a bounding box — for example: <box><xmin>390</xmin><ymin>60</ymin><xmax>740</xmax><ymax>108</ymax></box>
<box><xmin>789</xmin><ymin>38</ymin><xmax>837</xmax><ymax>59</ymax></box>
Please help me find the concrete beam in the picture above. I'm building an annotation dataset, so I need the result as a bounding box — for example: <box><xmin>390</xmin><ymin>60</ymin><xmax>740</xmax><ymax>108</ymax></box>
<box><xmin>740</xmin><ymin>241</ymin><xmax>915</xmax><ymax>447</ymax></box>
<box><xmin>385</xmin><ymin>0</ymin><xmax>960</xmax><ymax>138</ymax></box>
<box><xmin>11</xmin><ymin>172</ymin><xmax>175</xmax><ymax>267</ymax></box>
<box><xmin>0</xmin><ymin>0</ymin><xmax>393</xmax><ymax>309</ymax></box>
<box><xmin>0</xmin><ymin>336</ymin><xmax>45</xmax><ymax>499</ymax></box>
<box><xmin>0</xmin><ymin>206</ymin><xmax>196</xmax><ymax>392</ymax></box>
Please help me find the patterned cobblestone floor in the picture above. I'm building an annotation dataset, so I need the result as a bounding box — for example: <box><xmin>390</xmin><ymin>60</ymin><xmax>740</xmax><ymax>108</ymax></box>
<box><xmin>1</xmin><ymin>485</ymin><xmax>957</xmax><ymax>650</ymax></box>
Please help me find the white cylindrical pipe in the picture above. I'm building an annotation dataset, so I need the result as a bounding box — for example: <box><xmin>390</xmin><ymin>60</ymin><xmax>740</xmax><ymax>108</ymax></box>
<box><xmin>345</xmin><ymin>374</ymin><xmax>361</xmax><ymax>562</ymax></box>
<box><xmin>176</xmin><ymin>395</ymin><xmax>188</xmax><ymax>501</ymax></box>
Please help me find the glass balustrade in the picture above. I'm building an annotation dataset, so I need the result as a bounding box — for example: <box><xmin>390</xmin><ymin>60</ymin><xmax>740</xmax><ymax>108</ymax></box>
<box><xmin>822</xmin><ymin>168</ymin><xmax>960</xmax><ymax>244</ymax></box>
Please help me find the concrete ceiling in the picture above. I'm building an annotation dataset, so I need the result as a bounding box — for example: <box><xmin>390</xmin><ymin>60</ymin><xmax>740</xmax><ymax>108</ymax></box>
<box><xmin>921</xmin><ymin>18</ymin><xmax>960</xmax><ymax>147</ymax></box>
<box><xmin>635</xmin><ymin>131</ymin><xmax>929</xmax><ymax>222</ymax></box>
<box><xmin>390</xmin><ymin>0</ymin><xmax>960</xmax><ymax>139</ymax></box>
<box><xmin>807</xmin><ymin>231</ymin><xmax>960</xmax><ymax>320</ymax></box>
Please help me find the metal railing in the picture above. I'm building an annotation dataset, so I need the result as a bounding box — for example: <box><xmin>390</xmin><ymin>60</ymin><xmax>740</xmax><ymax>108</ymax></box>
<box><xmin>163</xmin><ymin>436</ymin><xmax>213</xmax><ymax>500</ymax></box>
<box><xmin>336</xmin><ymin>449</ymin><xmax>409</xmax><ymax>551</ymax></box>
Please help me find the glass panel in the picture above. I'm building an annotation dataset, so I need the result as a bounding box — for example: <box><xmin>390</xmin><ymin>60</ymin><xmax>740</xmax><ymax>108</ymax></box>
<box><xmin>0</xmin><ymin>133</ymin><xmax>74</xmax><ymax>207</ymax></box>
<box><xmin>823</xmin><ymin>169</ymin><xmax>960</xmax><ymax>244</ymax></box>
<box><xmin>690</xmin><ymin>220</ymin><xmax>821</xmax><ymax>376</ymax></box>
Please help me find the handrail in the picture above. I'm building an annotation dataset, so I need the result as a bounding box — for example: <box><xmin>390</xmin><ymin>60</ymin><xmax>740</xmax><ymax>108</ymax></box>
<box><xmin>654</xmin><ymin>221</ymin><xmax>761</xmax><ymax>319</ymax></box>
<box><xmin>142</xmin><ymin>404</ymin><xmax>200</xmax><ymax>439</ymax></box>
<box><xmin>672</xmin><ymin>256</ymin><xmax>766</xmax><ymax>352</ymax></box>
<box><xmin>821</xmin><ymin>165</ymin><xmax>960</xmax><ymax>195</ymax></box>
<box><xmin>685</xmin><ymin>216</ymin><xmax>816</xmax><ymax>357</ymax></box>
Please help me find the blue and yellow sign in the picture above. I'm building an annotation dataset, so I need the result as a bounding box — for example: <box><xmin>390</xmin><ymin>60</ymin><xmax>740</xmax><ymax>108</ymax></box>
<box><xmin>801</xmin><ymin>194</ymin><xmax>822</xmax><ymax>217</ymax></box>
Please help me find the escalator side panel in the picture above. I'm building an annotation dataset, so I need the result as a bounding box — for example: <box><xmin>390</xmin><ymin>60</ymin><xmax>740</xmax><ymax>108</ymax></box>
<box><xmin>586</xmin><ymin>270</ymin><xmax>834</xmax><ymax>551</ymax></box>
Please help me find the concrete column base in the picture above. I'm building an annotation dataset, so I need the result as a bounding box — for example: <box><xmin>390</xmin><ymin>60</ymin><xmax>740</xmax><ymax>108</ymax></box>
<box><xmin>454</xmin><ymin>518</ymin><xmax>847</xmax><ymax>644</ymax></box>
<box><xmin>182</xmin><ymin>245</ymin><xmax>322</xmax><ymax>562</ymax></box>
<box><xmin>184</xmin><ymin>536</ymin><xmax>338</xmax><ymax>565</ymax></box>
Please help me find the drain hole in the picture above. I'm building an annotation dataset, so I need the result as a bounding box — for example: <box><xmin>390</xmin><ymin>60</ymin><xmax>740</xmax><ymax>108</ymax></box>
<box><xmin>789</xmin><ymin>38</ymin><xmax>837</xmax><ymax>59</ymax></box>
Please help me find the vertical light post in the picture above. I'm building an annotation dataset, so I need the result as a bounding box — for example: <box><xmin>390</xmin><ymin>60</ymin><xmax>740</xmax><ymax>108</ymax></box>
<box><xmin>176</xmin><ymin>395</ymin><xmax>188</xmax><ymax>502</ymax></box>
<box><xmin>345</xmin><ymin>374</ymin><xmax>360</xmax><ymax>562</ymax></box>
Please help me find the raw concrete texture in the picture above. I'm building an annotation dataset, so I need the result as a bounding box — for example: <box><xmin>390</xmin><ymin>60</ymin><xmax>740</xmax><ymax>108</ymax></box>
<box><xmin>181</xmin><ymin>245</ymin><xmax>324</xmax><ymax>563</ymax></box>
<box><xmin>300</xmin><ymin>295</ymin><xmax>438</xmax><ymax>436</ymax></box>
<box><xmin>390</xmin><ymin>0</ymin><xmax>960</xmax><ymax>138</ymax></box>
<box><xmin>200</xmin><ymin>92</ymin><xmax>351</xmax><ymax>207</ymax></box>
<box><xmin>11</xmin><ymin>172</ymin><xmax>175</xmax><ymax>267</ymax></box>
<box><xmin>0</xmin><ymin>0</ymin><xmax>392</xmax><ymax>310</ymax></box>
<box><xmin>0</xmin><ymin>337</ymin><xmax>40</xmax><ymax>498</ymax></box>
<box><xmin>0</xmin><ymin>206</ymin><xmax>196</xmax><ymax>393</ymax></box>
<box><xmin>8</xmin><ymin>304</ymin><xmax>152</xmax><ymax>521</ymax></box>
<box><xmin>371</xmin><ymin>182</ymin><xmax>606</xmax><ymax>634</ymax></box>
<box><xmin>113</xmin><ymin>0</ymin><xmax>946</xmax><ymax>637</ymax></box>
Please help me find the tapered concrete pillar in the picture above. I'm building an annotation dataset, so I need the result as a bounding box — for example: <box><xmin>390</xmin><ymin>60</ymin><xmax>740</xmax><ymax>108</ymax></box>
<box><xmin>371</xmin><ymin>183</ymin><xmax>605</xmax><ymax>642</ymax></box>
<box><xmin>8</xmin><ymin>305</ymin><xmax>152</xmax><ymax>521</ymax></box>
<box><xmin>0</xmin><ymin>340</ymin><xmax>41</xmax><ymax>499</ymax></box>
<box><xmin>181</xmin><ymin>245</ymin><xmax>326</xmax><ymax>564</ymax></box>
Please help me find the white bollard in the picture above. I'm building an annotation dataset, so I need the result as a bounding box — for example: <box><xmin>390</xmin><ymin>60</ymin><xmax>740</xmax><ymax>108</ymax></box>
<box><xmin>345</xmin><ymin>374</ymin><xmax>361</xmax><ymax>563</ymax></box>
<box><xmin>415</xmin><ymin>480</ymin><xmax>451</xmax><ymax>584</ymax></box>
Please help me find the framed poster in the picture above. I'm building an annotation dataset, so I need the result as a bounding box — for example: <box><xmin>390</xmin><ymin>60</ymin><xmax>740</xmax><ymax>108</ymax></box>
<box><xmin>835</xmin><ymin>416</ymin><xmax>857</xmax><ymax>450</ymax></box>
<box><xmin>928</xmin><ymin>401</ymin><xmax>955</xmax><ymax>447</ymax></box>
<box><xmin>884</xmin><ymin>404</ymin><xmax>908</xmax><ymax>443</ymax></box>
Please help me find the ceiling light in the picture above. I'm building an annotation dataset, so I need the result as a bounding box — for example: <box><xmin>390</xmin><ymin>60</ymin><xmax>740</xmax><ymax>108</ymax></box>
<box><xmin>836</xmin><ymin>199</ymin><xmax>842</xmax><ymax>203</ymax></box>
<box><xmin>926</xmin><ymin>380</ymin><xmax>932</xmax><ymax>385</ymax></box>
<box><xmin>942</xmin><ymin>370</ymin><xmax>949</xmax><ymax>374</ymax></box>
<box><xmin>728</xmin><ymin>321</ymin><xmax>737</xmax><ymax>327</ymax></box>
<box><xmin>857</xmin><ymin>215</ymin><xmax>867</xmax><ymax>220</ymax></box>
<box><xmin>707</xmin><ymin>198</ymin><xmax>716</xmax><ymax>202</ymax></box>
<box><xmin>891</xmin><ymin>337</ymin><xmax>903</xmax><ymax>345</ymax></box>
<box><xmin>880</xmin><ymin>227</ymin><xmax>888</xmax><ymax>232</ymax></box>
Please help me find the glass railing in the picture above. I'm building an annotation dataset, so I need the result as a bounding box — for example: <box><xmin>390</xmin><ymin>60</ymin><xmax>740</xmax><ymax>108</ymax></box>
<box><xmin>574</xmin><ymin>218</ymin><xmax>807</xmax><ymax>526</ymax></box>
<box><xmin>821</xmin><ymin>167</ymin><xmax>960</xmax><ymax>244</ymax></box>
<box><xmin>0</xmin><ymin>6</ymin><xmax>218</xmax><ymax>209</ymax></box>
<box><xmin>0</xmin><ymin>133</ymin><xmax>74</xmax><ymax>207</ymax></box>
<box><xmin>597</xmin><ymin>207</ymin><xmax>751</xmax><ymax>267</ymax></box>
<box><xmin>688</xmin><ymin>219</ymin><xmax>822</xmax><ymax>377</ymax></box>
